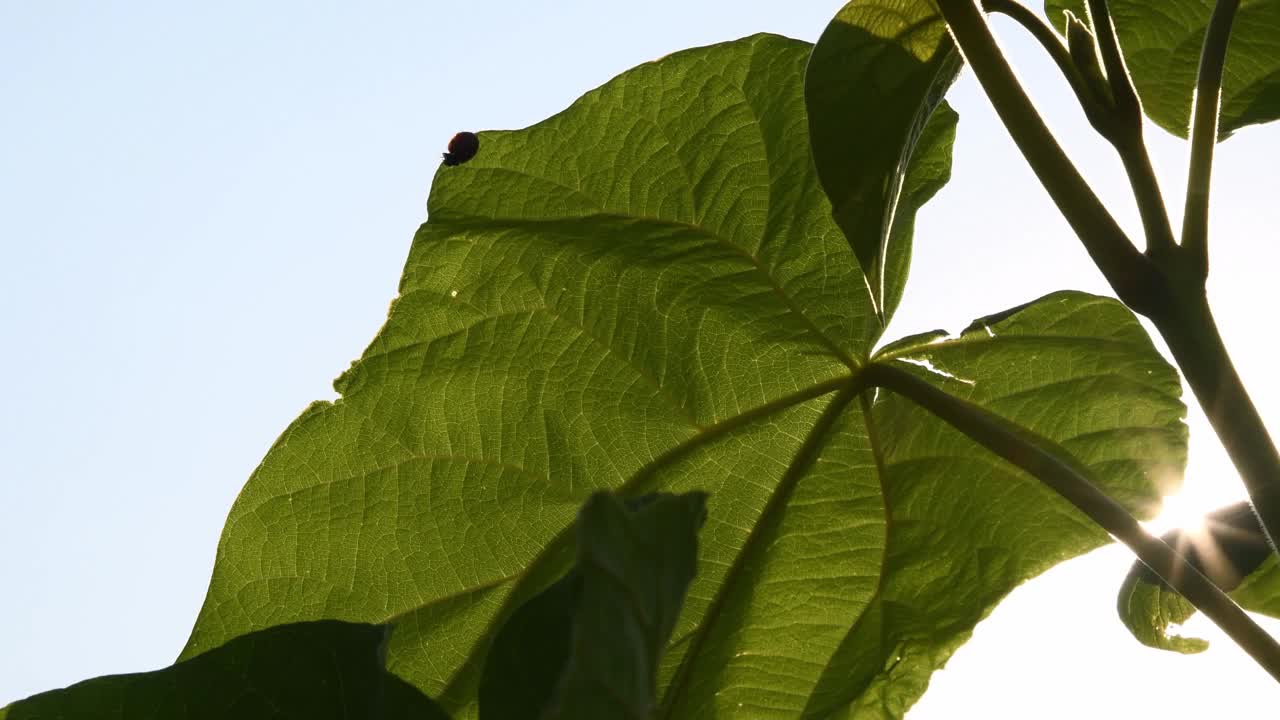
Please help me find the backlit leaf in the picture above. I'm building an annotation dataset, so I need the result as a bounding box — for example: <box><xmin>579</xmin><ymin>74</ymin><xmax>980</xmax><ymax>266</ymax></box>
<box><xmin>170</xmin><ymin>34</ymin><xmax>1185</xmax><ymax>719</ymax></box>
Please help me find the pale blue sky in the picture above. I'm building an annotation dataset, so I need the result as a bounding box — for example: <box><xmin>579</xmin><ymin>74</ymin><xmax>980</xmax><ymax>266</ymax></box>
<box><xmin>2</xmin><ymin>2</ymin><xmax>1278</xmax><ymax>716</ymax></box>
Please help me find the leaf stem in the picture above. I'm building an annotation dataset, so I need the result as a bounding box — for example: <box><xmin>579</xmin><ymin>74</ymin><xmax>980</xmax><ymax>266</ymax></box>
<box><xmin>980</xmin><ymin>0</ymin><xmax>1100</xmax><ymax>121</ymax></box>
<box><xmin>934</xmin><ymin>0</ymin><xmax>1164</xmax><ymax>315</ymax></box>
<box><xmin>1114</xmin><ymin>127</ymin><xmax>1178</xmax><ymax>260</ymax></box>
<box><xmin>1182</xmin><ymin>0</ymin><xmax>1241</xmax><ymax>278</ymax></box>
<box><xmin>983</xmin><ymin>0</ymin><xmax>1175</xmax><ymax>258</ymax></box>
<box><xmin>863</xmin><ymin>361</ymin><xmax>1280</xmax><ymax>681</ymax></box>
<box><xmin>946</xmin><ymin>0</ymin><xmax>1280</xmax><ymax>584</ymax></box>
<box><xmin>1152</xmin><ymin>292</ymin><xmax>1280</xmax><ymax>552</ymax></box>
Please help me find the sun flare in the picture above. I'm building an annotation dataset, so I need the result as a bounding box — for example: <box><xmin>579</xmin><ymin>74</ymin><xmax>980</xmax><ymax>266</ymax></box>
<box><xmin>1147</xmin><ymin>489</ymin><xmax>1213</xmax><ymax>536</ymax></box>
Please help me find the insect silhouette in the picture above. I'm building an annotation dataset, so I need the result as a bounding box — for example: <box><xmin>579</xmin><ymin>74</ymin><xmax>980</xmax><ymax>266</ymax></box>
<box><xmin>443</xmin><ymin>131</ymin><xmax>480</xmax><ymax>166</ymax></box>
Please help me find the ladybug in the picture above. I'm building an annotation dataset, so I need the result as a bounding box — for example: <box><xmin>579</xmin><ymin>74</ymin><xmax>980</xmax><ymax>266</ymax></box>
<box><xmin>442</xmin><ymin>131</ymin><xmax>479</xmax><ymax>166</ymax></box>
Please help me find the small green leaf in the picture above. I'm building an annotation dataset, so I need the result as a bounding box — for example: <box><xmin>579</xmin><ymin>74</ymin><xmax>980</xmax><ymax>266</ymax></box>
<box><xmin>1</xmin><ymin>621</ymin><xmax>449</xmax><ymax>719</ymax></box>
<box><xmin>806</xmin><ymin>0</ymin><xmax>962</xmax><ymax>322</ymax></box>
<box><xmin>1117</xmin><ymin>571</ymin><xmax>1209</xmax><ymax>653</ymax></box>
<box><xmin>1117</xmin><ymin>500</ymin><xmax>1277</xmax><ymax>651</ymax></box>
<box><xmin>1045</xmin><ymin>0</ymin><xmax>1280</xmax><ymax>138</ymax></box>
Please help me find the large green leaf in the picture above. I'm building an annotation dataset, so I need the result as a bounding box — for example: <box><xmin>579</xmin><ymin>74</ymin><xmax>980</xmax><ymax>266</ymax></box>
<box><xmin>1117</xmin><ymin>500</ymin><xmax>1279</xmax><ymax>652</ymax></box>
<box><xmin>806</xmin><ymin>0</ymin><xmax>962</xmax><ymax>323</ymax></box>
<box><xmin>0</xmin><ymin>621</ymin><xmax>448</xmax><ymax>720</ymax></box>
<box><xmin>478</xmin><ymin>492</ymin><xmax>706</xmax><ymax>719</ymax></box>
<box><xmin>1044</xmin><ymin>0</ymin><xmax>1280</xmax><ymax>138</ymax></box>
<box><xmin>175</xmin><ymin>34</ymin><xmax>1184</xmax><ymax>718</ymax></box>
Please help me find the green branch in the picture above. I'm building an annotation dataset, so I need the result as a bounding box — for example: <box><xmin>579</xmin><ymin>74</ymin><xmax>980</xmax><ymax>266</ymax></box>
<box><xmin>1154</xmin><ymin>293</ymin><xmax>1280</xmax><ymax>554</ymax></box>
<box><xmin>983</xmin><ymin>0</ymin><xmax>1175</xmax><ymax>257</ymax></box>
<box><xmin>1182</xmin><ymin>0</ymin><xmax>1241</xmax><ymax>278</ymax></box>
<box><xmin>1158</xmin><ymin>0</ymin><xmax>1280</xmax><ymax>569</ymax></box>
<box><xmin>934</xmin><ymin>0</ymin><xmax>1165</xmax><ymax>315</ymax></box>
<box><xmin>1115</xmin><ymin>129</ymin><xmax>1178</xmax><ymax>260</ymax></box>
<box><xmin>862</xmin><ymin>361</ymin><xmax>1280</xmax><ymax>680</ymax></box>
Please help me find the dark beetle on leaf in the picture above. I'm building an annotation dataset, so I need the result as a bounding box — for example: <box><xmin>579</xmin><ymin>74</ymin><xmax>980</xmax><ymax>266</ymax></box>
<box><xmin>442</xmin><ymin>131</ymin><xmax>479</xmax><ymax>166</ymax></box>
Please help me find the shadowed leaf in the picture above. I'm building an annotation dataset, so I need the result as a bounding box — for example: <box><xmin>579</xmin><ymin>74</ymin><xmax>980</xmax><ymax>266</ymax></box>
<box><xmin>1</xmin><ymin>621</ymin><xmax>449</xmax><ymax>720</ymax></box>
<box><xmin>478</xmin><ymin>492</ymin><xmax>705</xmax><ymax>720</ymax></box>
<box><xmin>806</xmin><ymin>0</ymin><xmax>962</xmax><ymax>322</ymax></box>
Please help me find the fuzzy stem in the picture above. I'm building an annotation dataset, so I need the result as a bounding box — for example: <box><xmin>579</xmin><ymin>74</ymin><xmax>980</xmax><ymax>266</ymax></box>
<box><xmin>982</xmin><ymin>0</ymin><xmax>1095</xmax><ymax>111</ymax></box>
<box><xmin>1116</xmin><ymin>126</ymin><xmax>1178</xmax><ymax>259</ymax></box>
<box><xmin>988</xmin><ymin>1</ymin><xmax>1175</xmax><ymax>257</ymax></box>
<box><xmin>1152</xmin><ymin>292</ymin><xmax>1280</xmax><ymax>551</ymax></box>
<box><xmin>1182</xmin><ymin>0</ymin><xmax>1241</xmax><ymax>278</ymax></box>
<box><xmin>934</xmin><ymin>0</ymin><xmax>1164</xmax><ymax>314</ymax></box>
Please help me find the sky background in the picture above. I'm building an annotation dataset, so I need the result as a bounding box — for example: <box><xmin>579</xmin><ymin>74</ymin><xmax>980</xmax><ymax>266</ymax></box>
<box><xmin>2</xmin><ymin>1</ymin><xmax>1279</xmax><ymax>716</ymax></box>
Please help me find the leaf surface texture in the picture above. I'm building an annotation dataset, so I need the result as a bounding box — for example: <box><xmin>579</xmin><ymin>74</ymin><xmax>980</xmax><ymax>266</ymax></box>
<box><xmin>175</xmin><ymin>34</ymin><xmax>1187</xmax><ymax>718</ymax></box>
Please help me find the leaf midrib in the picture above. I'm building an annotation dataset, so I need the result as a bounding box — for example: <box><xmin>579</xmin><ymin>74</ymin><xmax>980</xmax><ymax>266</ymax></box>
<box><xmin>431</xmin><ymin>209</ymin><xmax>864</xmax><ymax>372</ymax></box>
<box><xmin>657</xmin><ymin>381</ymin><xmax>865</xmax><ymax>718</ymax></box>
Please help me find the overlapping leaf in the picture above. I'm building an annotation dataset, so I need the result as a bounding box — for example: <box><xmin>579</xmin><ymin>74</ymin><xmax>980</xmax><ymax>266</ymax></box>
<box><xmin>0</xmin><ymin>622</ymin><xmax>448</xmax><ymax>720</ymax></box>
<box><xmin>166</xmin><ymin>33</ymin><xmax>1186</xmax><ymax>719</ymax></box>
<box><xmin>488</xmin><ymin>492</ymin><xmax>707</xmax><ymax>720</ymax></box>
<box><xmin>806</xmin><ymin>0</ymin><xmax>961</xmax><ymax>322</ymax></box>
<box><xmin>1045</xmin><ymin>0</ymin><xmax>1280</xmax><ymax>138</ymax></box>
